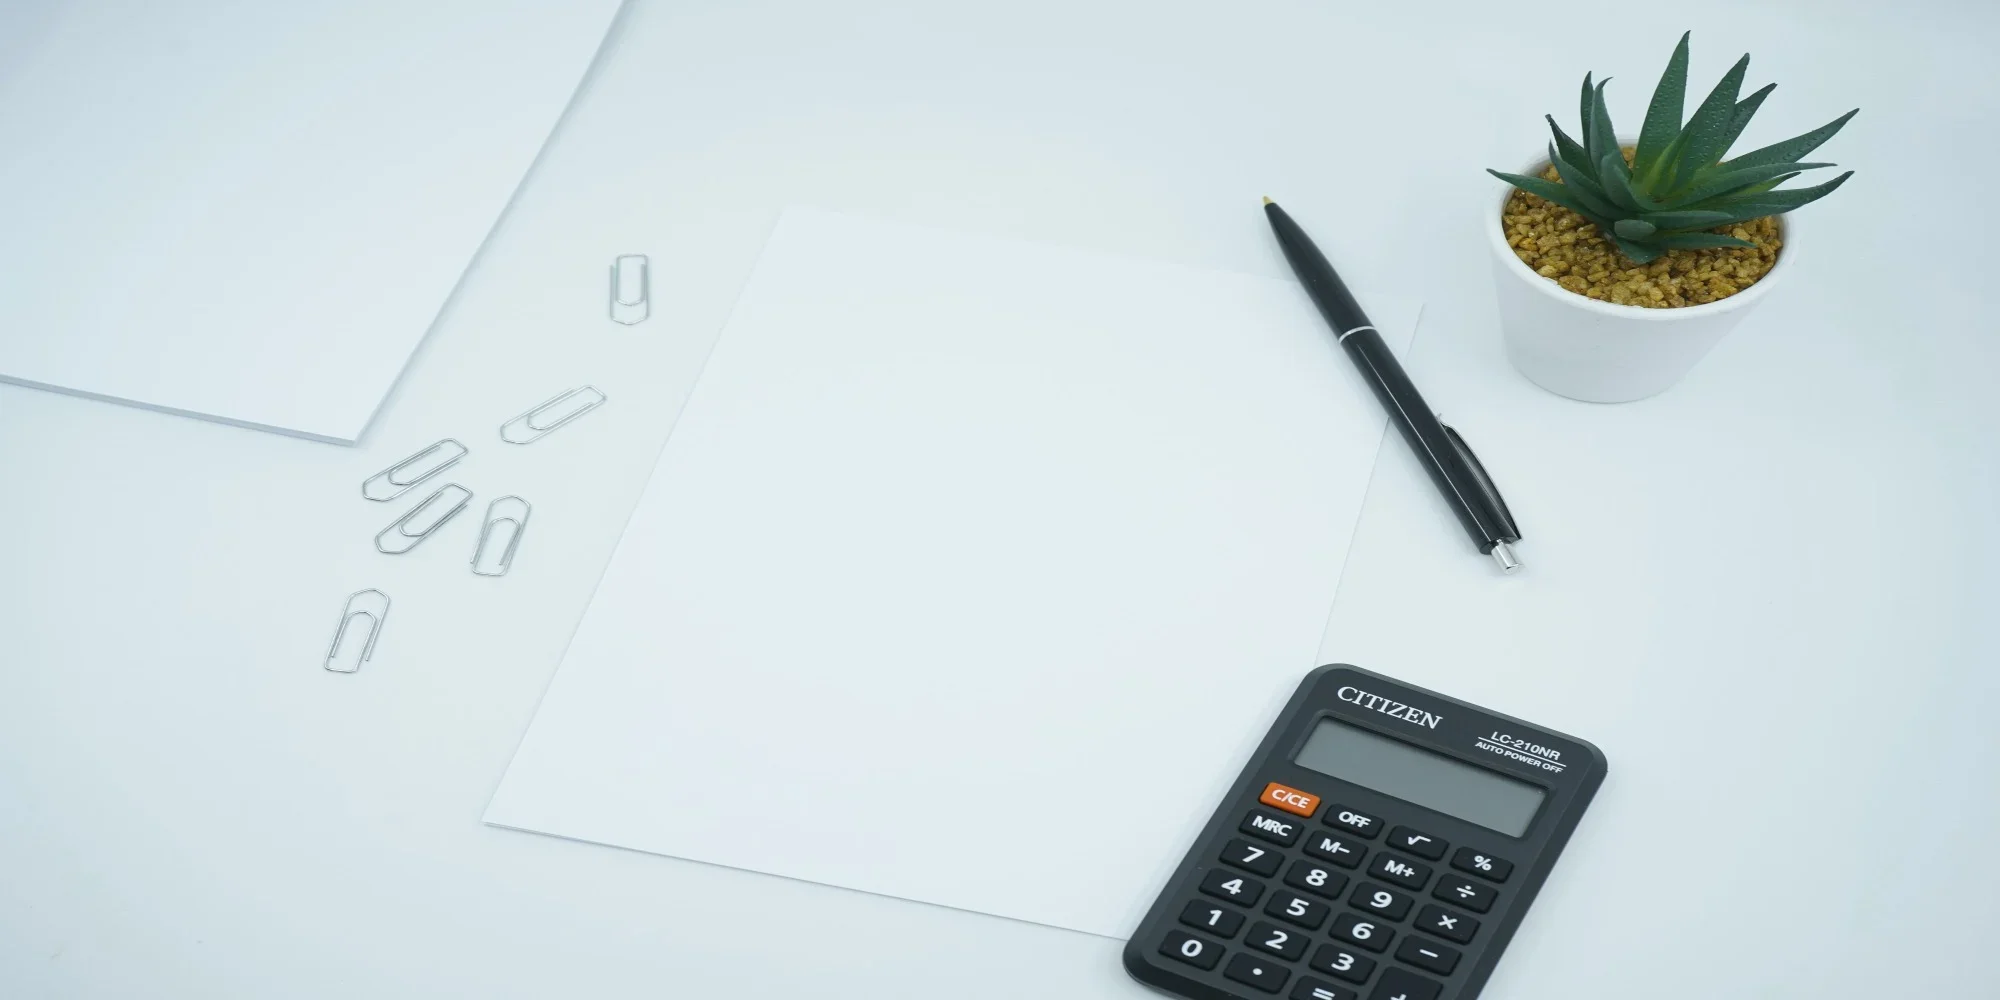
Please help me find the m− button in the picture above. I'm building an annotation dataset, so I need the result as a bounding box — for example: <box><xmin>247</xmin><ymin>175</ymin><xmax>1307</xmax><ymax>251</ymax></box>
<box><xmin>1241</xmin><ymin>809</ymin><xmax>1304</xmax><ymax>847</ymax></box>
<box><xmin>1303</xmin><ymin>832</ymin><xmax>1365</xmax><ymax>869</ymax></box>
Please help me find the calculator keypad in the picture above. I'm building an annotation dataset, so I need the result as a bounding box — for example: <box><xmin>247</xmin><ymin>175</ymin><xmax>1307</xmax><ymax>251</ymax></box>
<box><xmin>1181</xmin><ymin>900</ymin><xmax>1246</xmax><ymax>938</ymax></box>
<box><xmin>1347</xmin><ymin>882</ymin><xmax>1413</xmax><ymax>921</ymax></box>
<box><xmin>1386</xmin><ymin>826</ymin><xmax>1447</xmax><ymax>861</ymax></box>
<box><xmin>1291</xmin><ymin>978</ymin><xmax>1359</xmax><ymax>1000</ymax></box>
<box><xmin>1283</xmin><ymin>860</ymin><xmax>1349</xmax><ymax>900</ymax></box>
<box><xmin>1394</xmin><ymin>936</ymin><xmax>1460</xmax><ymax>976</ymax></box>
<box><xmin>1200</xmin><ymin>869</ymin><xmax>1267</xmax><ymax>906</ymax></box>
<box><xmin>1414</xmin><ymin>904</ymin><xmax>1477</xmax><ymax>944</ymax></box>
<box><xmin>1450</xmin><ymin>847</ymin><xmax>1513</xmax><ymax>883</ymax></box>
<box><xmin>1302</xmin><ymin>832</ymin><xmax>1366</xmax><ymax>869</ymax></box>
<box><xmin>1242</xmin><ymin>810</ymin><xmax>1306</xmax><ymax>847</ymax></box>
<box><xmin>1222</xmin><ymin>838</ymin><xmax>1285</xmax><ymax>877</ymax></box>
<box><xmin>1366</xmin><ymin>852</ymin><xmax>1431</xmax><ymax>890</ymax></box>
<box><xmin>1328</xmin><ymin>912</ymin><xmax>1393</xmax><ymax>953</ymax></box>
<box><xmin>1432</xmin><ymin>875</ymin><xmax>1497</xmax><ymax>914</ymax></box>
<box><xmin>1225</xmin><ymin>953</ymin><xmax>1291</xmax><ymax>994</ymax></box>
<box><xmin>1246</xmin><ymin>921</ymin><xmax>1310</xmax><ymax>961</ymax></box>
<box><xmin>1160</xmin><ymin>930</ymin><xmax>1225</xmax><ymax>970</ymax></box>
<box><xmin>1324</xmin><ymin>805</ymin><xmax>1382</xmax><ymax>838</ymax></box>
<box><xmin>1162</xmin><ymin>788</ymin><xmax>1511</xmax><ymax>1000</ymax></box>
<box><xmin>1308</xmin><ymin>944</ymin><xmax>1375</xmax><ymax>984</ymax></box>
<box><xmin>1263</xmin><ymin>891</ymin><xmax>1330</xmax><ymax>930</ymax></box>
<box><xmin>1369</xmin><ymin>968</ymin><xmax>1442</xmax><ymax>1000</ymax></box>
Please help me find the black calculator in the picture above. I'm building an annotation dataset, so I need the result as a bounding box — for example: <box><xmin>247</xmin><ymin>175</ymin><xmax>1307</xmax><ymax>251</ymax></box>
<box><xmin>1124</xmin><ymin>664</ymin><xmax>1605</xmax><ymax>1000</ymax></box>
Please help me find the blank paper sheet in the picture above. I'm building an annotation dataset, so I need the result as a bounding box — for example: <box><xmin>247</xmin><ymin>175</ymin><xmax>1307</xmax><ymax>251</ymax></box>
<box><xmin>486</xmin><ymin>208</ymin><xmax>1419</xmax><ymax>937</ymax></box>
<box><xmin>0</xmin><ymin>0</ymin><xmax>620</xmax><ymax>442</ymax></box>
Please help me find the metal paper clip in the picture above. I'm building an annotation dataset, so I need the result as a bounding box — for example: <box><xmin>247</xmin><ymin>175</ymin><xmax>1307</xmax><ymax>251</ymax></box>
<box><xmin>610</xmin><ymin>253</ymin><xmax>650</xmax><ymax>324</ymax></box>
<box><xmin>325</xmin><ymin>589</ymin><xmax>390</xmax><ymax>673</ymax></box>
<box><xmin>499</xmin><ymin>386</ymin><xmax>607</xmax><ymax>444</ymax></box>
<box><xmin>374</xmin><ymin>483</ymin><xmax>472</xmax><ymax>554</ymax></box>
<box><xmin>471</xmin><ymin>496</ymin><xmax>532</xmax><ymax>577</ymax></box>
<box><xmin>361</xmin><ymin>438</ymin><xmax>468</xmax><ymax>501</ymax></box>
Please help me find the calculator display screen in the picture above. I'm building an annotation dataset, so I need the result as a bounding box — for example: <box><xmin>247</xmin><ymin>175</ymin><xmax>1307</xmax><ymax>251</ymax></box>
<box><xmin>1294</xmin><ymin>719</ymin><xmax>1546</xmax><ymax>836</ymax></box>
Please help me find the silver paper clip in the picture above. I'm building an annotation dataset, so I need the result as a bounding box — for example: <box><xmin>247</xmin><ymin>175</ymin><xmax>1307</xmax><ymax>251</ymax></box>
<box><xmin>361</xmin><ymin>438</ymin><xmax>468</xmax><ymax>501</ymax></box>
<box><xmin>325</xmin><ymin>589</ymin><xmax>390</xmax><ymax>673</ymax></box>
<box><xmin>610</xmin><ymin>253</ymin><xmax>650</xmax><ymax>324</ymax></box>
<box><xmin>499</xmin><ymin>386</ymin><xmax>607</xmax><ymax>444</ymax></box>
<box><xmin>375</xmin><ymin>483</ymin><xmax>472</xmax><ymax>554</ymax></box>
<box><xmin>471</xmin><ymin>495</ymin><xmax>532</xmax><ymax>577</ymax></box>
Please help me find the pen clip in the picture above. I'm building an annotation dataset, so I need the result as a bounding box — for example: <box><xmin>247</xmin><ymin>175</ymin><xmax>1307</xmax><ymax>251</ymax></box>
<box><xmin>1440</xmin><ymin>422</ymin><xmax>1520</xmax><ymax>542</ymax></box>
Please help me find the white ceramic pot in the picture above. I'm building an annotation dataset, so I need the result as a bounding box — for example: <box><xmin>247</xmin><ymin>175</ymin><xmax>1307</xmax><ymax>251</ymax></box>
<box><xmin>1487</xmin><ymin>151</ymin><xmax>1794</xmax><ymax>403</ymax></box>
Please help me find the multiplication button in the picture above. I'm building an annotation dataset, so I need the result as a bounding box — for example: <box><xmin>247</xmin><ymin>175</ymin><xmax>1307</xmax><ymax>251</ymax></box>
<box><xmin>1414</xmin><ymin>904</ymin><xmax>1477</xmax><ymax>944</ymax></box>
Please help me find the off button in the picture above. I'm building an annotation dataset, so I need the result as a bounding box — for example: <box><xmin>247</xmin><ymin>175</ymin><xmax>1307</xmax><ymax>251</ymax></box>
<box><xmin>1260</xmin><ymin>782</ymin><xmax>1322</xmax><ymax>818</ymax></box>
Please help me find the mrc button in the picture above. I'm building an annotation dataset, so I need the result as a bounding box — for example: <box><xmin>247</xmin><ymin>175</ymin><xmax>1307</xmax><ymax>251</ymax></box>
<box><xmin>1260</xmin><ymin>782</ymin><xmax>1322</xmax><ymax>818</ymax></box>
<box><xmin>1240</xmin><ymin>809</ymin><xmax>1304</xmax><ymax>846</ymax></box>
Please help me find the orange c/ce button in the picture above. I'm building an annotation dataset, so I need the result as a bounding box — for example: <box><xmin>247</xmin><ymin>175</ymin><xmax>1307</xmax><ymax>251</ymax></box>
<box><xmin>1259</xmin><ymin>782</ymin><xmax>1320</xmax><ymax>818</ymax></box>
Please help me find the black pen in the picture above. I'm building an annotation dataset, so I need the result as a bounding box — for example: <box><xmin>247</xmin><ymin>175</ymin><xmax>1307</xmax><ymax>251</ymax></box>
<box><xmin>1262</xmin><ymin>197</ymin><xmax>1524</xmax><ymax>571</ymax></box>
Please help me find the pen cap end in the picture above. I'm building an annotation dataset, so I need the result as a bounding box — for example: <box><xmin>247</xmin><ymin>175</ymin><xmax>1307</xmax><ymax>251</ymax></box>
<box><xmin>1490</xmin><ymin>541</ymin><xmax>1522</xmax><ymax>573</ymax></box>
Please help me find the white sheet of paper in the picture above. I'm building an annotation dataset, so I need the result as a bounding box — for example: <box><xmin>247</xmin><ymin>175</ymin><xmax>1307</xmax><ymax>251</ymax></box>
<box><xmin>0</xmin><ymin>0</ymin><xmax>620</xmax><ymax>443</ymax></box>
<box><xmin>484</xmin><ymin>208</ymin><xmax>1419</xmax><ymax>938</ymax></box>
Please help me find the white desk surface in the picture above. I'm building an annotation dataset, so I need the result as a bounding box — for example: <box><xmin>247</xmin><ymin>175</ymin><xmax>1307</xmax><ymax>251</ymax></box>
<box><xmin>3</xmin><ymin>1</ymin><xmax>1995</xmax><ymax>997</ymax></box>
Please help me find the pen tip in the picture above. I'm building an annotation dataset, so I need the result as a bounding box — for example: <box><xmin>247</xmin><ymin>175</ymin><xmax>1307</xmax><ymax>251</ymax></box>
<box><xmin>1261</xmin><ymin>196</ymin><xmax>1274</xmax><ymax>206</ymax></box>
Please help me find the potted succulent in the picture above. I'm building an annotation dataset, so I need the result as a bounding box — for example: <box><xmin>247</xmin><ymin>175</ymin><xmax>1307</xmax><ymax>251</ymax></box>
<box><xmin>1487</xmin><ymin>33</ymin><xmax>1856</xmax><ymax>402</ymax></box>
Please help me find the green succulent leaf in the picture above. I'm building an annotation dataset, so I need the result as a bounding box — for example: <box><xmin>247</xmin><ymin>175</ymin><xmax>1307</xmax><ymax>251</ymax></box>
<box><xmin>1651</xmin><ymin>232</ymin><xmax>1757</xmax><ymax>250</ymax></box>
<box><xmin>1701</xmin><ymin>170</ymin><xmax>1854</xmax><ymax>217</ymax></box>
<box><xmin>1723</xmin><ymin>109</ymin><xmax>1859</xmax><ymax>170</ymax></box>
<box><xmin>1488</xmin><ymin>170</ymin><xmax>1615</xmax><ymax>229</ymax></box>
<box><xmin>1670</xmin><ymin>53</ymin><xmax>1751</xmax><ymax>190</ymax></box>
<box><xmin>1586</xmin><ymin>78</ymin><xmax>1619</xmax><ymax>171</ymax></box>
<box><xmin>1612</xmin><ymin>236</ymin><xmax>1664</xmax><ymax>263</ymax></box>
<box><xmin>1614</xmin><ymin>218</ymin><xmax>1658</xmax><ymax>240</ymax></box>
<box><xmin>1597</xmin><ymin>152</ymin><xmax>1648</xmax><ymax>212</ymax></box>
<box><xmin>1545</xmin><ymin>115</ymin><xmax>1593</xmax><ymax>181</ymax></box>
<box><xmin>1636</xmin><ymin>209</ymin><xmax>1734</xmax><ymax>231</ymax></box>
<box><xmin>1546</xmin><ymin>146</ymin><xmax>1622</xmax><ymax>217</ymax></box>
<box><xmin>1578</xmin><ymin>73</ymin><xmax>1599</xmax><ymax>162</ymax></box>
<box><xmin>1633</xmin><ymin>32</ymin><xmax>1690</xmax><ymax>183</ymax></box>
<box><xmin>1661</xmin><ymin>162</ymin><xmax>1832</xmax><ymax>210</ymax></box>
<box><xmin>1715</xmin><ymin>83</ymin><xmax>1776</xmax><ymax>161</ymax></box>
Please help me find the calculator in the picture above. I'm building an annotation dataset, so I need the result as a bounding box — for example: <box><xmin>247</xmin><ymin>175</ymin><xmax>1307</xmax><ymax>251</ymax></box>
<box><xmin>1123</xmin><ymin>664</ymin><xmax>1605</xmax><ymax>1000</ymax></box>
